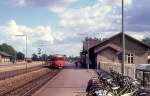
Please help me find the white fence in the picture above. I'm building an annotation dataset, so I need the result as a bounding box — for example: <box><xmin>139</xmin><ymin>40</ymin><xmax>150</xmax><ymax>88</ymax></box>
<box><xmin>100</xmin><ymin>62</ymin><xmax>136</xmax><ymax>79</ymax></box>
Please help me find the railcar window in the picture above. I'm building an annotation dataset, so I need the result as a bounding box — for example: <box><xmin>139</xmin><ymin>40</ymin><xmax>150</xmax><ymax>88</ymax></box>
<box><xmin>136</xmin><ymin>70</ymin><xmax>143</xmax><ymax>80</ymax></box>
<box><xmin>47</xmin><ymin>58</ymin><xmax>52</xmax><ymax>61</ymax></box>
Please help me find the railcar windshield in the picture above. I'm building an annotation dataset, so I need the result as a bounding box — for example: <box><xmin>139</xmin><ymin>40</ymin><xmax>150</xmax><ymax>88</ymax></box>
<box><xmin>47</xmin><ymin>56</ymin><xmax>54</xmax><ymax>61</ymax></box>
<box><xmin>47</xmin><ymin>58</ymin><xmax>52</xmax><ymax>61</ymax></box>
<box><xmin>47</xmin><ymin>56</ymin><xmax>65</xmax><ymax>61</ymax></box>
<box><xmin>53</xmin><ymin>57</ymin><xmax>64</xmax><ymax>61</ymax></box>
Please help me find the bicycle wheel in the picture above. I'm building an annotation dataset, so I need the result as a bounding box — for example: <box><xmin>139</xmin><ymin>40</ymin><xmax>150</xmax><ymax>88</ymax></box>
<box><xmin>94</xmin><ymin>87</ymin><xmax>104</xmax><ymax>96</ymax></box>
<box><xmin>88</xmin><ymin>86</ymin><xmax>97</xmax><ymax>96</ymax></box>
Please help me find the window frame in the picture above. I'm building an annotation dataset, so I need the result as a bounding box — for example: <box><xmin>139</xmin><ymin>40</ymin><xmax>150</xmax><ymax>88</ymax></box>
<box><xmin>126</xmin><ymin>53</ymin><xmax>134</xmax><ymax>64</ymax></box>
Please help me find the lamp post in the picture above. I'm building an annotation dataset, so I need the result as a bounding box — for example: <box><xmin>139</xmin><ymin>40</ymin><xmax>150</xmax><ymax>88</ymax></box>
<box><xmin>15</xmin><ymin>34</ymin><xmax>28</xmax><ymax>72</ymax></box>
<box><xmin>14</xmin><ymin>51</ymin><xmax>17</xmax><ymax>64</ymax></box>
<box><xmin>87</xmin><ymin>35</ymin><xmax>90</xmax><ymax>72</ymax></box>
<box><xmin>121</xmin><ymin>0</ymin><xmax>125</xmax><ymax>75</ymax></box>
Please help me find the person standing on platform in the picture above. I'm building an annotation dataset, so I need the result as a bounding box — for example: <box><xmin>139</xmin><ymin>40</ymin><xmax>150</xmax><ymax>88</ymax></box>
<box><xmin>75</xmin><ymin>61</ymin><xmax>78</xmax><ymax>68</ymax></box>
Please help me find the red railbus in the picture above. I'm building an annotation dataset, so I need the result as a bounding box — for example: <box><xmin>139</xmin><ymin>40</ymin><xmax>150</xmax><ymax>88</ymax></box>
<box><xmin>47</xmin><ymin>54</ymin><xmax>65</xmax><ymax>69</ymax></box>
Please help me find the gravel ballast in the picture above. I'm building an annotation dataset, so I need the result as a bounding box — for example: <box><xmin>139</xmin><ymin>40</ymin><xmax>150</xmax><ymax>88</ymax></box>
<box><xmin>0</xmin><ymin>68</ymin><xmax>50</xmax><ymax>95</ymax></box>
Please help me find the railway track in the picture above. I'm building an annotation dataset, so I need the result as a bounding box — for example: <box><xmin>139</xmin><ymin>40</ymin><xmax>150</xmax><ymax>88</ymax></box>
<box><xmin>4</xmin><ymin>69</ymin><xmax>61</xmax><ymax>96</ymax></box>
<box><xmin>0</xmin><ymin>65</ymin><xmax>44</xmax><ymax>80</ymax></box>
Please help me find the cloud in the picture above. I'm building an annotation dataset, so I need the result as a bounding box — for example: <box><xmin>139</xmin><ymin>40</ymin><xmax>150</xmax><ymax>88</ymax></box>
<box><xmin>48</xmin><ymin>43</ymin><xmax>82</xmax><ymax>56</ymax></box>
<box><xmin>0</xmin><ymin>20</ymin><xmax>56</xmax><ymax>43</ymax></box>
<box><xmin>0</xmin><ymin>20</ymin><xmax>83</xmax><ymax>56</ymax></box>
<box><xmin>0</xmin><ymin>20</ymin><xmax>62</xmax><ymax>56</ymax></box>
<box><xmin>49</xmin><ymin>0</ymin><xmax>149</xmax><ymax>39</ymax></box>
<box><xmin>9</xmin><ymin>0</ymin><xmax>135</xmax><ymax>34</ymax></box>
<box><xmin>45</xmin><ymin>0</ymin><xmax>134</xmax><ymax>35</ymax></box>
<box><xmin>3</xmin><ymin>0</ymin><xmax>150</xmax><ymax>56</ymax></box>
<box><xmin>10</xmin><ymin>0</ymin><xmax>78</xmax><ymax>13</ymax></box>
<box><xmin>50</xmin><ymin>0</ymin><xmax>122</xmax><ymax>35</ymax></box>
<box><xmin>90</xmin><ymin>31</ymin><xmax>149</xmax><ymax>41</ymax></box>
<box><xmin>125</xmin><ymin>0</ymin><xmax>150</xmax><ymax>33</ymax></box>
<box><xmin>47</xmin><ymin>0</ymin><xmax>149</xmax><ymax>55</ymax></box>
<box><xmin>11</xmin><ymin>0</ymin><xmax>70</xmax><ymax>6</ymax></box>
<box><xmin>97</xmin><ymin>0</ymin><xmax>132</xmax><ymax>6</ymax></box>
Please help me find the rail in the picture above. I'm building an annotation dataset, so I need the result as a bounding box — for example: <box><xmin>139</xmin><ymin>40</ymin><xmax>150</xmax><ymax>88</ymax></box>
<box><xmin>4</xmin><ymin>69</ymin><xmax>61</xmax><ymax>96</ymax></box>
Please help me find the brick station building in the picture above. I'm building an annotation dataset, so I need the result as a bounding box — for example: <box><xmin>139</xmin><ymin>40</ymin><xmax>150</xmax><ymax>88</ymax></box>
<box><xmin>80</xmin><ymin>32</ymin><xmax>150</xmax><ymax>69</ymax></box>
<box><xmin>0</xmin><ymin>51</ymin><xmax>11</xmax><ymax>63</ymax></box>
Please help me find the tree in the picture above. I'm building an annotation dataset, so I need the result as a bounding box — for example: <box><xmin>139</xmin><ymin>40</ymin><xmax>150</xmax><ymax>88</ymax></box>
<box><xmin>142</xmin><ymin>38</ymin><xmax>150</xmax><ymax>46</ymax></box>
<box><xmin>0</xmin><ymin>43</ymin><xmax>16</xmax><ymax>62</ymax></box>
<box><xmin>0</xmin><ymin>43</ymin><xmax>16</xmax><ymax>56</ymax></box>
<box><xmin>41</xmin><ymin>54</ymin><xmax>48</xmax><ymax>61</ymax></box>
<box><xmin>16</xmin><ymin>52</ymin><xmax>25</xmax><ymax>60</ymax></box>
<box><xmin>32</xmin><ymin>53</ymin><xmax>38</xmax><ymax>61</ymax></box>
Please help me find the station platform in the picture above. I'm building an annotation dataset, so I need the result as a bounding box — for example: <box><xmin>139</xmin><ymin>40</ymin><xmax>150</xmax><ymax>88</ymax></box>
<box><xmin>33</xmin><ymin>66</ymin><xmax>97</xmax><ymax>96</ymax></box>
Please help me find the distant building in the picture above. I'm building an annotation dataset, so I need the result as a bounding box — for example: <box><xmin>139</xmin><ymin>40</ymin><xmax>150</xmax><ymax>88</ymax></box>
<box><xmin>82</xmin><ymin>37</ymin><xmax>102</xmax><ymax>50</ymax></box>
<box><xmin>0</xmin><ymin>52</ymin><xmax>11</xmax><ymax>63</ymax></box>
<box><xmin>80</xmin><ymin>37</ymin><xmax>102</xmax><ymax>68</ymax></box>
<box><xmin>80</xmin><ymin>32</ymin><xmax>150</xmax><ymax>68</ymax></box>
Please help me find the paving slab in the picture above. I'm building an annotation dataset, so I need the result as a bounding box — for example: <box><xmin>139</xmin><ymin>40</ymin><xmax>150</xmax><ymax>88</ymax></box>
<box><xmin>33</xmin><ymin>68</ymin><xmax>97</xmax><ymax>96</ymax></box>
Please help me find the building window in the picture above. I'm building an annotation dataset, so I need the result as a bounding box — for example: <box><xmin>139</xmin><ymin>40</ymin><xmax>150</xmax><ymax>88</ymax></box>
<box><xmin>126</xmin><ymin>53</ymin><xmax>134</xmax><ymax>64</ymax></box>
<box><xmin>148</xmin><ymin>55</ymin><xmax>150</xmax><ymax>63</ymax></box>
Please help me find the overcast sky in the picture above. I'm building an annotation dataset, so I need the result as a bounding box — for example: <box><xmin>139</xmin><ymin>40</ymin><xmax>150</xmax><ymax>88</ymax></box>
<box><xmin>0</xmin><ymin>0</ymin><xmax>150</xmax><ymax>57</ymax></box>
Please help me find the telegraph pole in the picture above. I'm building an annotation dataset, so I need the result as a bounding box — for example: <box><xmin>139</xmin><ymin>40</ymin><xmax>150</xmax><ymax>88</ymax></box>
<box><xmin>87</xmin><ymin>35</ymin><xmax>89</xmax><ymax>72</ymax></box>
<box><xmin>121</xmin><ymin>0</ymin><xmax>125</xmax><ymax>75</ymax></box>
<box><xmin>25</xmin><ymin>35</ymin><xmax>27</xmax><ymax>72</ymax></box>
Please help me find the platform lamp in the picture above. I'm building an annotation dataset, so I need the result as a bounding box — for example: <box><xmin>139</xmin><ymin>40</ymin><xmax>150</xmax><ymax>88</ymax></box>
<box><xmin>15</xmin><ymin>34</ymin><xmax>28</xmax><ymax>72</ymax></box>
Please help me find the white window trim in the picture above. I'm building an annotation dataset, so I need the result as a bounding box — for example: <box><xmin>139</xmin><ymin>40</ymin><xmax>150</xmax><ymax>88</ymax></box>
<box><xmin>126</xmin><ymin>53</ymin><xmax>134</xmax><ymax>64</ymax></box>
<box><xmin>148</xmin><ymin>55</ymin><xmax>150</xmax><ymax>60</ymax></box>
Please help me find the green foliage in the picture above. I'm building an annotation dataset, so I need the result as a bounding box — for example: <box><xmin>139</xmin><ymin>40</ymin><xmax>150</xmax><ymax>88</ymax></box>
<box><xmin>0</xmin><ymin>43</ymin><xmax>17</xmax><ymax>62</ymax></box>
<box><xmin>41</xmin><ymin>54</ymin><xmax>48</xmax><ymax>61</ymax></box>
<box><xmin>32</xmin><ymin>53</ymin><xmax>38</xmax><ymax>61</ymax></box>
<box><xmin>17</xmin><ymin>52</ymin><xmax>25</xmax><ymax>60</ymax></box>
<box><xmin>142</xmin><ymin>38</ymin><xmax>150</xmax><ymax>46</ymax></box>
<box><xmin>0</xmin><ymin>43</ymin><xmax>16</xmax><ymax>56</ymax></box>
